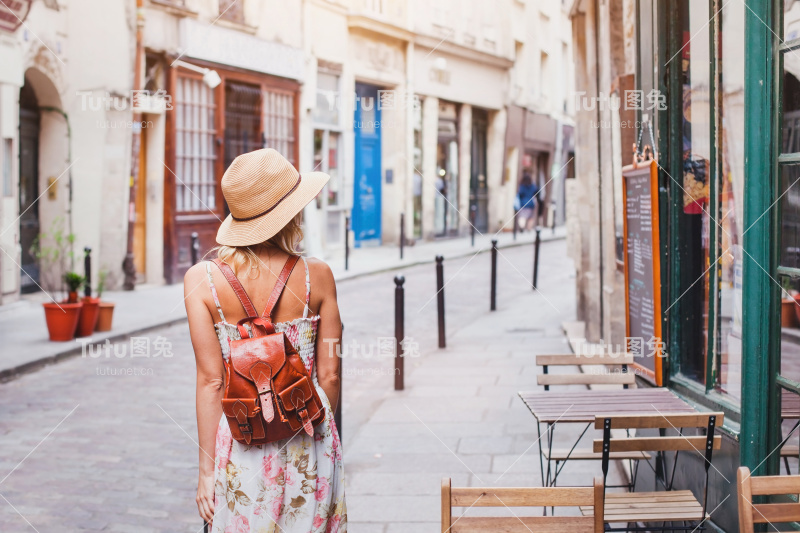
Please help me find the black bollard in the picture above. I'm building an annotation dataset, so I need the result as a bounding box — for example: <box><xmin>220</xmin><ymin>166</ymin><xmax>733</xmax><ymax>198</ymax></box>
<box><xmin>400</xmin><ymin>212</ymin><xmax>405</xmax><ymax>260</ymax></box>
<box><xmin>470</xmin><ymin>205</ymin><xmax>477</xmax><ymax>247</ymax></box>
<box><xmin>490</xmin><ymin>239</ymin><xmax>498</xmax><ymax>311</ymax></box>
<box><xmin>394</xmin><ymin>275</ymin><xmax>405</xmax><ymax>390</ymax></box>
<box><xmin>513</xmin><ymin>209</ymin><xmax>517</xmax><ymax>241</ymax></box>
<box><xmin>435</xmin><ymin>256</ymin><xmax>446</xmax><ymax>349</ymax></box>
<box><xmin>533</xmin><ymin>227</ymin><xmax>541</xmax><ymax>290</ymax></box>
<box><xmin>83</xmin><ymin>247</ymin><xmax>92</xmax><ymax>298</ymax></box>
<box><xmin>344</xmin><ymin>216</ymin><xmax>350</xmax><ymax>271</ymax></box>
<box><xmin>191</xmin><ymin>232</ymin><xmax>200</xmax><ymax>265</ymax></box>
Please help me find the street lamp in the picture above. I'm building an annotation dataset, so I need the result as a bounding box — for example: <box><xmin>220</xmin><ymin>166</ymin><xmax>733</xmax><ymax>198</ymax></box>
<box><xmin>172</xmin><ymin>59</ymin><xmax>221</xmax><ymax>89</ymax></box>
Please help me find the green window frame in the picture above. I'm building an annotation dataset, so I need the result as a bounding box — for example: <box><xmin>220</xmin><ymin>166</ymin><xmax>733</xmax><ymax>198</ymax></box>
<box><xmin>654</xmin><ymin>0</ymin><xmax>783</xmax><ymax>472</ymax></box>
<box><xmin>741</xmin><ymin>0</ymin><xmax>781</xmax><ymax>473</ymax></box>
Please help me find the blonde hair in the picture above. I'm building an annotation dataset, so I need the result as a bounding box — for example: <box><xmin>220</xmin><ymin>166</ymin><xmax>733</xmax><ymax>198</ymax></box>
<box><xmin>212</xmin><ymin>214</ymin><xmax>304</xmax><ymax>276</ymax></box>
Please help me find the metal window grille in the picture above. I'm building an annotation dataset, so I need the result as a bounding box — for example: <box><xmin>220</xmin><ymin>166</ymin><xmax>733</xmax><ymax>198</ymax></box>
<box><xmin>224</xmin><ymin>82</ymin><xmax>262</xmax><ymax>171</ymax></box>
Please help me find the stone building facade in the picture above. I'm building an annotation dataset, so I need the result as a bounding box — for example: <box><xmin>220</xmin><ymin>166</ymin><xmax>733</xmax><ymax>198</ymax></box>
<box><xmin>567</xmin><ymin>0</ymin><xmax>635</xmax><ymax>344</ymax></box>
<box><xmin>0</xmin><ymin>0</ymin><xmax>575</xmax><ymax>297</ymax></box>
<box><xmin>0</xmin><ymin>0</ymin><xmax>135</xmax><ymax>302</ymax></box>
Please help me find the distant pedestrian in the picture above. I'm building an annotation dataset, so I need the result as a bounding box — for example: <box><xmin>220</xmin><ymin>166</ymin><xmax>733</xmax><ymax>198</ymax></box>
<box><xmin>184</xmin><ymin>148</ymin><xmax>346</xmax><ymax>532</ymax></box>
<box><xmin>517</xmin><ymin>173</ymin><xmax>539</xmax><ymax>232</ymax></box>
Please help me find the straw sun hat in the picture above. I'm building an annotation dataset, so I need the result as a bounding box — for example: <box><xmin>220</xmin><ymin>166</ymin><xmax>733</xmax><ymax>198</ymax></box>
<box><xmin>215</xmin><ymin>148</ymin><xmax>329</xmax><ymax>247</ymax></box>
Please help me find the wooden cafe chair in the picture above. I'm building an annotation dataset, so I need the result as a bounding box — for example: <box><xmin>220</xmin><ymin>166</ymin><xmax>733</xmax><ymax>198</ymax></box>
<box><xmin>581</xmin><ymin>412</ymin><xmax>724</xmax><ymax>531</ymax></box>
<box><xmin>738</xmin><ymin>466</ymin><xmax>800</xmax><ymax>533</ymax></box>
<box><xmin>441</xmin><ymin>477</ymin><xmax>605</xmax><ymax>532</ymax></box>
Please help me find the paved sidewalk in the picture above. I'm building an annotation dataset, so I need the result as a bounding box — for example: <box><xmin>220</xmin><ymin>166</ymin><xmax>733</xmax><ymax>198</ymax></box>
<box><xmin>0</xmin><ymin>238</ymin><xmax>626</xmax><ymax>532</ymax></box>
<box><xmin>0</xmin><ymin>227</ymin><xmax>564</xmax><ymax>380</ymax></box>
<box><xmin>339</xmin><ymin>238</ymin><xmax>626</xmax><ymax>532</ymax></box>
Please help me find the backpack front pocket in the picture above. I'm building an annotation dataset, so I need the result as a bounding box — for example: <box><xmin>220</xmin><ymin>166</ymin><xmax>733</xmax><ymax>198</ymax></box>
<box><xmin>222</xmin><ymin>398</ymin><xmax>266</xmax><ymax>444</ymax></box>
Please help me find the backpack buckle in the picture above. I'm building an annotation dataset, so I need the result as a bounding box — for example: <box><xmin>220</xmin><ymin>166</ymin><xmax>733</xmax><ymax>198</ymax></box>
<box><xmin>238</xmin><ymin>422</ymin><xmax>252</xmax><ymax>434</ymax></box>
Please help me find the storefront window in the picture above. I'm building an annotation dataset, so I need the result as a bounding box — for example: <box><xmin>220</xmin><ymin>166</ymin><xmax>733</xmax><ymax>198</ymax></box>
<box><xmin>327</xmin><ymin>133</ymin><xmax>340</xmax><ymax>207</ymax></box>
<box><xmin>313</xmin><ymin>128</ymin><xmax>344</xmax><ymax>245</ymax></box>
<box><xmin>312</xmin><ymin>71</ymin><xmax>340</xmax><ymax>126</ymax></box>
<box><xmin>665</xmin><ymin>0</ymin><xmax>746</xmax><ymax>402</ymax></box>
<box><xmin>326</xmin><ymin>132</ymin><xmax>342</xmax><ymax>245</ymax></box>
<box><xmin>779</xmin><ymin>0</ymin><xmax>800</xmax><ymax>386</ymax></box>
<box><xmin>716</xmin><ymin>2</ymin><xmax>745</xmax><ymax>400</ymax></box>
<box><xmin>676</xmin><ymin>0</ymin><xmax>712</xmax><ymax>384</ymax></box>
<box><xmin>312</xmin><ymin>68</ymin><xmax>344</xmax><ymax>251</ymax></box>
<box><xmin>436</xmin><ymin>102</ymin><xmax>459</xmax><ymax>237</ymax></box>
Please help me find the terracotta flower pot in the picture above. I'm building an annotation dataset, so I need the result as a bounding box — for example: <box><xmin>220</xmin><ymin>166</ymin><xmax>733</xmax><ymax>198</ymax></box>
<box><xmin>793</xmin><ymin>295</ymin><xmax>800</xmax><ymax>327</ymax></box>
<box><xmin>76</xmin><ymin>297</ymin><xmax>101</xmax><ymax>337</ymax></box>
<box><xmin>43</xmin><ymin>301</ymin><xmax>83</xmax><ymax>342</ymax></box>
<box><xmin>95</xmin><ymin>301</ymin><xmax>115</xmax><ymax>332</ymax></box>
<box><xmin>783</xmin><ymin>298</ymin><xmax>799</xmax><ymax>328</ymax></box>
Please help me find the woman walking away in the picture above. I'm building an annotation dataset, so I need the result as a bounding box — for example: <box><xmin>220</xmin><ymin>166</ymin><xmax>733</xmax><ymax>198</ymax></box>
<box><xmin>184</xmin><ymin>148</ymin><xmax>346</xmax><ymax>532</ymax></box>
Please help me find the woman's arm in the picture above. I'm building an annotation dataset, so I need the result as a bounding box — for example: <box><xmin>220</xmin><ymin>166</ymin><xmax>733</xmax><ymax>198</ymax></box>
<box><xmin>313</xmin><ymin>261</ymin><xmax>342</xmax><ymax>414</ymax></box>
<box><xmin>184</xmin><ymin>264</ymin><xmax>225</xmax><ymax>524</ymax></box>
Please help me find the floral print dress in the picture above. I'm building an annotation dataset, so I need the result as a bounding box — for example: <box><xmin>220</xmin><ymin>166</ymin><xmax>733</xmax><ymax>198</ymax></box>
<box><xmin>205</xmin><ymin>258</ymin><xmax>347</xmax><ymax>533</ymax></box>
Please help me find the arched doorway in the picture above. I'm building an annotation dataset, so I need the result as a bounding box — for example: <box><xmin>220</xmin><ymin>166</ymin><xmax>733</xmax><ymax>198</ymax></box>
<box><xmin>18</xmin><ymin>80</ymin><xmax>40</xmax><ymax>292</ymax></box>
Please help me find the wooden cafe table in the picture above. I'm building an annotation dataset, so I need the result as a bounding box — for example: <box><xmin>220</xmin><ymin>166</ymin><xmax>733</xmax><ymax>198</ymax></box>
<box><xmin>518</xmin><ymin>387</ymin><xmax>696</xmax><ymax>487</ymax></box>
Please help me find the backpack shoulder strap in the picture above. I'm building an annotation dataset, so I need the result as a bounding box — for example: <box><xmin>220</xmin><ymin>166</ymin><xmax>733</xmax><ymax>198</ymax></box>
<box><xmin>212</xmin><ymin>258</ymin><xmax>258</xmax><ymax>317</ymax></box>
<box><xmin>262</xmin><ymin>255</ymin><xmax>300</xmax><ymax>321</ymax></box>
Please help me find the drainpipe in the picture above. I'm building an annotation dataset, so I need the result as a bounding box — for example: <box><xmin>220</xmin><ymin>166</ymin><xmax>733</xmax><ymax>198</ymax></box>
<box><xmin>122</xmin><ymin>0</ymin><xmax>145</xmax><ymax>290</ymax></box>
<box><xmin>594</xmin><ymin>0</ymin><xmax>605</xmax><ymax>340</ymax></box>
<box><xmin>405</xmin><ymin>40</ymin><xmax>414</xmax><ymax>245</ymax></box>
<box><xmin>39</xmin><ymin>106</ymin><xmax>73</xmax><ymax>269</ymax></box>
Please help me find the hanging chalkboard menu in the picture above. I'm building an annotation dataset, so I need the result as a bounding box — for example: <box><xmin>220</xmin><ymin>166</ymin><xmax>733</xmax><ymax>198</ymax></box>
<box><xmin>622</xmin><ymin>160</ymin><xmax>663</xmax><ymax>385</ymax></box>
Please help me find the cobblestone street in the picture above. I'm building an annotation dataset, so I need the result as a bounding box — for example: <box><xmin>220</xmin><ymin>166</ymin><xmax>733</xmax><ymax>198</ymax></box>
<box><xmin>0</xmin><ymin>239</ymin><xmax>608</xmax><ymax>532</ymax></box>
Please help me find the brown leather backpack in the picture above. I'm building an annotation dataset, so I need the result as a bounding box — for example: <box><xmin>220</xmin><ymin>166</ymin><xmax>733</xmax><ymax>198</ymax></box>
<box><xmin>213</xmin><ymin>256</ymin><xmax>324</xmax><ymax>445</ymax></box>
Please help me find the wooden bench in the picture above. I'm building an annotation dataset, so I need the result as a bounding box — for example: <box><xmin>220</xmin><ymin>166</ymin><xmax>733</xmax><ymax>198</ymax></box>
<box><xmin>442</xmin><ymin>477</ymin><xmax>605</xmax><ymax>533</ymax></box>
<box><xmin>580</xmin><ymin>412</ymin><xmax>724</xmax><ymax>531</ymax></box>
<box><xmin>536</xmin><ymin>353</ymin><xmax>636</xmax><ymax>390</ymax></box>
<box><xmin>738</xmin><ymin>466</ymin><xmax>800</xmax><ymax>532</ymax></box>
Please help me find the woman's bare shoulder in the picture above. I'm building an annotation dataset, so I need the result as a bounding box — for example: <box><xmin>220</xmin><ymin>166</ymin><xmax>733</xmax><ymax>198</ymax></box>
<box><xmin>183</xmin><ymin>262</ymin><xmax>209</xmax><ymax>295</ymax></box>
<box><xmin>305</xmin><ymin>256</ymin><xmax>337</xmax><ymax>296</ymax></box>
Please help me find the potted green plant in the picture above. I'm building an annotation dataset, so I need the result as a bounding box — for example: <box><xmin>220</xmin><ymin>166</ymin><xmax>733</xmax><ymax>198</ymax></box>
<box><xmin>94</xmin><ymin>268</ymin><xmax>115</xmax><ymax>332</ymax></box>
<box><xmin>64</xmin><ymin>272</ymin><xmax>84</xmax><ymax>303</ymax></box>
<box><xmin>31</xmin><ymin>218</ymin><xmax>84</xmax><ymax>341</ymax></box>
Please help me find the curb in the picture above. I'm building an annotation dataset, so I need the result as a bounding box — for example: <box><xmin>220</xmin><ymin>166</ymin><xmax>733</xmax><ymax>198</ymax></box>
<box><xmin>0</xmin><ymin>233</ymin><xmax>566</xmax><ymax>383</ymax></box>
<box><xmin>333</xmin><ymin>231</ymin><xmax>566</xmax><ymax>283</ymax></box>
<box><xmin>0</xmin><ymin>316</ymin><xmax>188</xmax><ymax>383</ymax></box>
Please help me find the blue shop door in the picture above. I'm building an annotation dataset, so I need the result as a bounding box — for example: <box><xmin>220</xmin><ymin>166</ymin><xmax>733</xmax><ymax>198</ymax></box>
<box><xmin>353</xmin><ymin>83</ymin><xmax>382</xmax><ymax>246</ymax></box>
